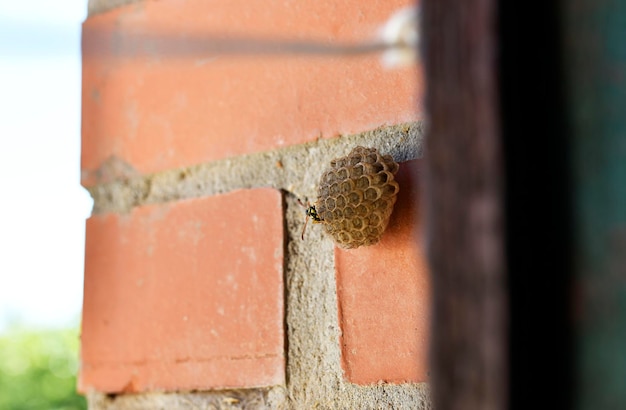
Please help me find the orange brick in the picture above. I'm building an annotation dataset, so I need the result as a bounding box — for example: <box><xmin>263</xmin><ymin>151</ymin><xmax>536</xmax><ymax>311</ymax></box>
<box><xmin>79</xmin><ymin>189</ymin><xmax>285</xmax><ymax>393</ymax></box>
<box><xmin>335</xmin><ymin>160</ymin><xmax>430</xmax><ymax>384</ymax></box>
<box><xmin>81</xmin><ymin>0</ymin><xmax>422</xmax><ymax>185</ymax></box>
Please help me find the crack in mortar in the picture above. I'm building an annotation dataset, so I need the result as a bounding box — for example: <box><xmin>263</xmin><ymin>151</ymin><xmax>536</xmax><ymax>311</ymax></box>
<box><xmin>87</xmin><ymin>122</ymin><xmax>424</xmax><ymax>215</ymax></box>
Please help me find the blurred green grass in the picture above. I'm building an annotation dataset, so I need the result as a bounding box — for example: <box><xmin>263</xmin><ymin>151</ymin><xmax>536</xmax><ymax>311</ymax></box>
<box><xmin>0</xmin><ymin>327</ymin><xmax>86</xmax><ymax>410</ymax></box>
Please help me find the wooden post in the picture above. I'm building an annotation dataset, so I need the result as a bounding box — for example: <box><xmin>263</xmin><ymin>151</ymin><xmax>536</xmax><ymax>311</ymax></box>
<box><xmin>421</xmin><ymin>1</ymin><xmax>507</xmax><ymax>409</ymax></box>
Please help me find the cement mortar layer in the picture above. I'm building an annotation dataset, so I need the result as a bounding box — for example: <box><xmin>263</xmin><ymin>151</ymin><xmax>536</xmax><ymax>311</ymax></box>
<box><xmin>85</xmin><ymin>121</ymin><xmax>430</xmax><ymax>410</ymax></box>
<box><xmin>87</xmin><ymin>0</ymin><xmax>144</xmax><ymax>15</ymax></box>
<box><xmin>87</xmin><ymin>387</ymin><xmax>287</xmax><ymax>409</ymax></box>
<box><xmin>88</xmin><ymin>122</ymin><xmax>424</xmax><ymax>215</ymax></box>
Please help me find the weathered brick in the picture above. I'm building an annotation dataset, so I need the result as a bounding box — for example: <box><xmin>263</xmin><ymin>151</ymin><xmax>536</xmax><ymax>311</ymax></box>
<box><xmin>80</xmin><ymin>189</ymin><xmax>285</xmax><ymax>392</ymax></box>
<box><xmin>335</xmin><ymin>160</ymin><xmax>430</xmax><ymax>384</ymax></box>
<box><xmin>81</xmin><ymin>0</ymin><xmax>422</xmax><ymax>185</ymax></box>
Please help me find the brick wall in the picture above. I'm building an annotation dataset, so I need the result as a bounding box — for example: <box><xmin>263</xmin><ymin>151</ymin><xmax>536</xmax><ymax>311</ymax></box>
<box><xmin>80</xmin><ymin>0</ymin><xmax>430</xmax><ymax>408</ymax></box>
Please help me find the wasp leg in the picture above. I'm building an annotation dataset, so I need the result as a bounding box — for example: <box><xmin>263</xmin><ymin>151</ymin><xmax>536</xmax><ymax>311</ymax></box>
<box><xmin>301</xmin><ymin>213</ymin><xmax>310</xmax><ymax>240</ymax></box>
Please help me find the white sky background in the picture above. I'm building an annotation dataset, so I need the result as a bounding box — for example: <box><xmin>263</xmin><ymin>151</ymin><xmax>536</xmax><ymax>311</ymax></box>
<box><xmin>0</xmin><ymin>0</ymin><xmax>93</xmax><ymax>332</ymax></box>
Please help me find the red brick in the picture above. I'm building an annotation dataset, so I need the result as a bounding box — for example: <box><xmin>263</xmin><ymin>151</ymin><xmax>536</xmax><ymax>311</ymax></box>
<box><xmin>79</xmin><ymin>189</ymin><xmax>285</xmax><ymax>393</ymax></box>
<box><xmin>335</xmin><ymin>160</ymin><xmax>430</xmax><ymax>384</ymax></box>
<box><xmin>81</xmin><ymin>0</ymin><xmax>422</xmax><ymax>185</ymax></box>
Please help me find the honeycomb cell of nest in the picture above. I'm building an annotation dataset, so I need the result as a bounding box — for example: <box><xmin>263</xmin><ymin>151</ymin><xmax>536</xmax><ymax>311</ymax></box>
<box><xmin>314</xmin><ymin>146</ymin><xmax>400</xmax><ymax>249</ymax></box>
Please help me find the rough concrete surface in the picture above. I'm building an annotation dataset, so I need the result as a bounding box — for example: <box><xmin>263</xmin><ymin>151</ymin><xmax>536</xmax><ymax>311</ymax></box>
<box><xmin>87</xmin><ymin>387</ymin><xmax>287</xmax><ymax>410</ymax></box>
<box><xmin>85</xmin><ymin>122</ymin><xmax>430</xmax><ymax>409</ymax></box>
<box><xmin>88</xmin><ymin>0</ymin><xmax>145</xmax><ymax>15</ymax></box>
<box><xmin>88</xmin><ymin>122</ymin><xmax>424</xmax><ymax>215</ymax></box>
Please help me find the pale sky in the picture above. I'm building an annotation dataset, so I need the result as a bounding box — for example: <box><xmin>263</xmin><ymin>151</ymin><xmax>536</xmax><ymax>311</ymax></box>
<box><xmin>0</xmin><ymin>0</ymin><xmax>93</xmax><ymax>331</ymax></box>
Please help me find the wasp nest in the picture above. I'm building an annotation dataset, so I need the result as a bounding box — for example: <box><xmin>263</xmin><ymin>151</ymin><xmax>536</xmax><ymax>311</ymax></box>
<box><xmin>314</xmin><ymin>146</ymin><xmax>400</xmax><ymax>249</ymax></box>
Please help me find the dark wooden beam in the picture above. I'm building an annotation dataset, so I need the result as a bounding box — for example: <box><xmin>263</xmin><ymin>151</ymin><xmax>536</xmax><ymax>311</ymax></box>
<box><xmin>421</xmin><ymin>0</ymin><xmax>507</xmax><ymax>409</ymax></box>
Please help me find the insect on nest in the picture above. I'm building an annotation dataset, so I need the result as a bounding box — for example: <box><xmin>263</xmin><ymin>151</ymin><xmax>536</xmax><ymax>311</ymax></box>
<box><xmin>300</xmin><ymin>146</ymin><xmax>400</xmax><ymax>249</ymax></box>
<box><xmin>297</xmin><ymin>199</ymin><xmax>323</xmax><ymax>241</ymax></box>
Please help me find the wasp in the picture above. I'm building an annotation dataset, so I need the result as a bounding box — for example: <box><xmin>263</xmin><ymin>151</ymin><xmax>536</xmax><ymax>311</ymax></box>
<box><xmin>298</xmin><ymin>199</ymin><xmax>324</xmax><ymax>240</ymax></box>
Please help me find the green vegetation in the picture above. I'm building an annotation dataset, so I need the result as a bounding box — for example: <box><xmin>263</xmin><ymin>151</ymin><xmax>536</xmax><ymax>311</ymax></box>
<box><xmin>0</xmin><ymin>327</ymin><xmax>86</xmax><ymax>410</ymax></box>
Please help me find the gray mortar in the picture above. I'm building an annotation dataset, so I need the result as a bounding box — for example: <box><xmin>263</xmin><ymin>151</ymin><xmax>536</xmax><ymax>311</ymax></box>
<box><xmin>85</xmin><ymin>121</ymin><xmax>430</xmax><ymax>409</ymax></box>
<box><xmin>87</xmin><ymin>387</ymin><xmax>287</xmax><ymax>409</ymax></box>
<box><xmin>88</xmin><ymin>122</ymin><xmax>424</xmax><ymax>215</ymax></box>
<box><xmin>88</xmin><ymin>0</ymin><xmax>146</xmax><ymax>15</ymax></box>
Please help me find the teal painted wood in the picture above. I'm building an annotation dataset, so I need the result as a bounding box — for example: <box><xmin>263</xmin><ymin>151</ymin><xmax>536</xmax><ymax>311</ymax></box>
<box><xmin>565</xmin><ymin>1</ymin><xmax>626</xmax><ymax>408</ymax></box>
